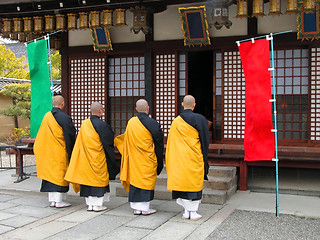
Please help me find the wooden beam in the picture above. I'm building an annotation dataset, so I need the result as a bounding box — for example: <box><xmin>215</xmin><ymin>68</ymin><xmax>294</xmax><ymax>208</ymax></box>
<box><xmin>247</xmin><ymin>0</ymin><xmax>258</xmax><ymax>36</ymax></box>
<box><xmin>60</xmin><ymin>31</ymin><xmax>69</xmax><ymax>115</ymax></box>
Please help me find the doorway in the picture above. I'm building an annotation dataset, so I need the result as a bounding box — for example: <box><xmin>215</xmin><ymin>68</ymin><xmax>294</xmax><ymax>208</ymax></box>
<box><xmin>187</xmin><ymin>51</ymin><xmax>213</xmax><ymax>121</ymax></box>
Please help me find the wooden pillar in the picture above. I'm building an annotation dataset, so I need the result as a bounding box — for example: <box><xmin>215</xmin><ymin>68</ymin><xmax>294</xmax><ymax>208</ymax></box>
<box><xmin>247</xmin><ymin>0</ymin><xmax>257</xmax><ymax>36</ymax></box>
<box><xmin>239</xmin><ymin>160</ymin><xmax>248</xmax><ymax>190</ymax></box>
<box><xmin>145</xmin><ymin>12</ymin><xmax>154</xmax><ymax>42</ymax></box>
<box><xmin>60</xmin><ymin>31</ymin><xmax>69</xmax><ymax>114</ymax></box>
<box><xmin>144</xmin><ymin>52</ymin><xmax>154</xmax><ymax>114</ymax></box>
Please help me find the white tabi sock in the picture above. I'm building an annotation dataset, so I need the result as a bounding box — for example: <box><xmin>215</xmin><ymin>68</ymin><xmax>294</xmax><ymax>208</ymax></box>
<box><xmin>183</xmin><ymin>209</ymin><xmax>190</xmax><ymax>219</ymax></box>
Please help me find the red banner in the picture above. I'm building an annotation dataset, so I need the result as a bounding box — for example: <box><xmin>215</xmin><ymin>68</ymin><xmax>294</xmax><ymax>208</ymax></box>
<box><xmin>238</xmin><ymin>39</ymin><xmax>275</xmax><ymax>161</ymax></box>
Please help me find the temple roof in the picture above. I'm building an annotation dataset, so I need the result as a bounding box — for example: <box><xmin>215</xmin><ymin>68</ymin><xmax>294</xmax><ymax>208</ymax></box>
<box><xmin>0</xmin><ymin>77</ymin><xmax>61</xmax><ymax>95</ymax></box>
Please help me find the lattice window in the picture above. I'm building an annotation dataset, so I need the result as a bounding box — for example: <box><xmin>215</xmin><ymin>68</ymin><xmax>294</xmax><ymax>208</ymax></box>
<box><xmin>178</xmin><ymin>53</ymin><xmax>187</xmax><ymax>113</ymax></box>
<box><xmin>214</xmin><ymin>52</ymin><xmax>223</xmax><ymax>140</ymax></box>
<box><xmin>155</xmin><ymin>54</ymin><xmax>177</xmax><ymax>136</ymax></box>
<box><xmin>108</xmin><ymin>56</ymin><xmax>145</xmax><ymax>135</ymax></box>
<box><xmin>70</xmin><ymin>58</ymin><xmax>106</xmax><ymax>130</ymax></box>
<box><xmin>223</xmin><ymin>51</ymin><xmax>245</xmax><ymax>139</ymax></box>
<box><xmin>310</xmin><ymin>48</ymin><xmax>320</xmax><ymax>140</ymax></box>
<box><xmin>275</xmin><ymin>49</ymin><xmax>308</xmax><ymax>140</ymax></box>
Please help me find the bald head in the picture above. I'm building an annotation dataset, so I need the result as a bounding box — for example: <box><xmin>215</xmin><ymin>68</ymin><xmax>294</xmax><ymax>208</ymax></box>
<box><xmin>136</xmin><ymin>99</ymin><xmax>149</xmax><ymax>113</ymax></box>
<box><xmin>182</xmin><ymin>95</ymin><xmax>196</xmax><ymax>110</ymax></box>
<box><xmin>53</xmin><ymin>95</ymin><xmax>65</xmax><ymax>109</ymax></box>
<box><xmin>90</xmin><ymin>102</ymin><xmax>103</xmax><ymax>116</ymax></box>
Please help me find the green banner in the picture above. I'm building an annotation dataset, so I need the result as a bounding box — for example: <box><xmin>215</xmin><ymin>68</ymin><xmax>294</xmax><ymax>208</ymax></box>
<box><xmin>27</xmin><ymin>39</ymin><xmax>52</xmax><ymax>138</ymax></box>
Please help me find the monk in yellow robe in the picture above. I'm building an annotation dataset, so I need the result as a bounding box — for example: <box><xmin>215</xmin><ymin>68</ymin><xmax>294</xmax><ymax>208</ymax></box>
<box><xmin>115</xmin><ymin>99</ymin><xmax>164</xmax><ymax>215</ymax></box>
<box><xmin>166</xmin><ymin>95</ymin><xmax>209</xmax><ymax>221</ymax></box>
<box><xmin>34</xmin><ymin>95</ymin><xmax>76</xmax><ymax>208</ymax></box>
<box><xmin>65</xmin><ymin>102</ymin><xmax>119</xmax><ymax>212</ymax></box>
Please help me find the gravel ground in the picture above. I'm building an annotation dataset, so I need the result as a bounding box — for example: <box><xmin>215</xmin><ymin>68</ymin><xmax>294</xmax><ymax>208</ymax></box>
<box><xmin>0</xmin><ymin>152</ymin><xmax>36</xmax><ymax>172</ymax></box>
<box><xmin>208</xmin><ymin>210</ymin><xmax>320</xmax><ymax>240</ymax></box>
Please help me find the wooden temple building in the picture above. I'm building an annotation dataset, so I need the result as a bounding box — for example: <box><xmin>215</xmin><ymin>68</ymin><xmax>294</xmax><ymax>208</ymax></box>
<box><xmin>1</xmin><ymin>0</ymin><xmax>320</xmax><ymax>193</ymax></box>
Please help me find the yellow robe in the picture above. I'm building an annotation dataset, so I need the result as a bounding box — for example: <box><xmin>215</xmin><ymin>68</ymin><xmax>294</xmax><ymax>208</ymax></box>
<box><xmin>64</xmin><ymin>118</ymin><xmax>109</xmax><ymax>193</ymax></box>
<box><xmin>34</xmin><ymin>111</ymin><xmax>69</xmax><ymax>187</ymax></box>
<box><xmin>166</xmin><ymin>116</ymin><xmax>204</xmax><ymax>192</ymax></box>
<box><xmin>114</xmin><ymin>116</ymin><xmax>157</xmax><ymax>192</ymax></box>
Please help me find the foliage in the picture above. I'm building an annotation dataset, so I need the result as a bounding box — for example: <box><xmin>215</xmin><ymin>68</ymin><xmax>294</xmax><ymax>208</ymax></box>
<box><xmin>0</xmin><ymin>44</ymin><xmax>29</xmax><ymax>79</ymax></box>
<box><xmin>51</xmin><ymin>50</ymin><xmax>61</xmax><ymax>80</ymax></box>
<box><xmin>0</xmin><ymin>83</ymin><xmax>31</xmax><ymax>119</ymax></box>
<box><xmin>6</xmin><ymin>127</ymin><xmax>30</xmax><ymax>145</ymax></box>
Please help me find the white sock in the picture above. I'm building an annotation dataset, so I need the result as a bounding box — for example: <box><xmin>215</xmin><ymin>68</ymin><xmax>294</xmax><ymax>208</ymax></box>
<box><xmin>183</xmin><ymin>209</ymin><xmax>190</xmax><ymax>218</ymax></box>
<box><xmin>190</xmin><ymin>211</ymin><xmax>201</xmax><ymax>219</ymax></box>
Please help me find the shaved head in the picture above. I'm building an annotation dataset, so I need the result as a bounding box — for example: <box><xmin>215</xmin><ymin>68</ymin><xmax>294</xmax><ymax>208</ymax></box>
<box><xmin>182</xmin><ymin>95</ymin><xmax>195</xmax><ymax>109</ymax></box>
<box><xmin>136</xmin><ymin>99</ymin><xmax>149</xmax><ymax>113</ymax></box>
<box><xmin>53</xmin><ymin>95</ymin><xmax>65</xmax><ymax>109</ymax></box>
<box><xmin>90</xmin><ymin>102</ymin><xmax>103</xmax><ymax>115</ymax></box>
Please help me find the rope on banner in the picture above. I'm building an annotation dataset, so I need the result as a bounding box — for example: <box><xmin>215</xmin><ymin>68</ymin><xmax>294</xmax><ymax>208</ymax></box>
<box><xmin>236</xmin><ymin>30</ymin><xmax>292</xmax><ymax>45</ymax></box>
<box><xmin>236</xmin><ymin>30</ymin><xmax>292</xmax><ymax>217</ymax></box>
<box><xmin>24</xmin><ymin>30</ymin><xmax>62</xmax><ymax>45</ymax></box>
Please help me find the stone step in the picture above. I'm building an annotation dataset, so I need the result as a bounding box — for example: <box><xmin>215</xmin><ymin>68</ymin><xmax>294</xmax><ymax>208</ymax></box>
<box><xmin>115</xmin><ymin>185</ymin><xmax>227</xmax><ymax>205</ymax></box>
<box><xmin>156</xmin><ymin>173</ymin><xmax>237</xmax><ymax>190</ymax></box>
<box><xmin>208</xmin><ymin>166</ymin><xmax>237</xmax><ymax>178</ymax></box>
<box><xmin>204</xmin><ymin>176</ymin><xmax>237</xmax><ymax>190</ymax></box>
<box><xmin>227</xmin><ymin>184</ymin><xmax>237</xmax><ymax>200</ymax></box>
<box><xmin>157</xmin><ymin>166</ymin><xmax>236</xmax><ymax>179</ymax></box>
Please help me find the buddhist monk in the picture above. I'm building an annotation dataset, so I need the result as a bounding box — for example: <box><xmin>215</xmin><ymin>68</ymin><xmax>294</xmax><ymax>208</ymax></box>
<box><xmin>166</xmin><ymin>95</ymin><xmax>209</xmax><ymax>221</ymax></box>
<box><xmin>115</xmin><ymin>99</ymin><xmax>164</xmax><ymax>215</ymax></box>
<box><xmin>34</xmin><ymin>95</ymin><xmax>76</xmax><ymax>208</ymax></box>
<box><xmin>65</xmin><ymin>102</ymin><xmax>119</xmax><ymax>212</ymax></box>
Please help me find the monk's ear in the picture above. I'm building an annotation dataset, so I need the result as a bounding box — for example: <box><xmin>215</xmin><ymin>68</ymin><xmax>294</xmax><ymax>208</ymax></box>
<box><xmin>181</xmin><ymin>102</ymin><xmax>184</xmax><ymax>108</ymax></box>
<box><xmin>59</xmin><ymin>101</ymin><xmax>65</xmax><ymax>110</ymax></box>
<box><xmin>135</xmin><ymin>107</ymin><xmax>138</xmax><ymax>112</ymax></box>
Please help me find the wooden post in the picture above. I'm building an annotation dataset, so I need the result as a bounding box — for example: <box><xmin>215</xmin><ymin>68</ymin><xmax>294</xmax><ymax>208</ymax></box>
<box><xmin>239</xmin><ymin>160</ymin><xmax>248</xmax><ymax>190</ymax></box>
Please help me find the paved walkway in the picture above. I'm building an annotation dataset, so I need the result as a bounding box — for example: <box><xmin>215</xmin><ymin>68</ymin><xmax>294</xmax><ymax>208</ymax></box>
<box><xmin>0</xmin><ymin>169</ymin><xmax>319</xmax><ymax>240</ymax></box>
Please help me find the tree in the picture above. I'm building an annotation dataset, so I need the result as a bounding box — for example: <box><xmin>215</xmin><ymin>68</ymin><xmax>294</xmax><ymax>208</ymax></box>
<box><xmin>51</xmin><ymin>50</ymin><xmax>61</xmax><ymax>80</ymax></box>
<box><xmin>0</xmin><ymin>45</ymin><xmax>29</xmax><ymax>79</ymax></box>
<box><xmin>0</xmin><ymin>83</ymin><xmax>31</xmax><ymax>128</ymax></box>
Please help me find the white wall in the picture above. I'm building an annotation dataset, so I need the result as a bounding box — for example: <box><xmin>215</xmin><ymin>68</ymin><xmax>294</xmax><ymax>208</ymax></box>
<box><xmin>154</xmin><ymin>3</ymin><xmax>247</xmax><ymax>41</ymax></box>
<box><xmin>258</xmin><ymin>0</ymin><xmax>297</xmax><ymax>34</ymax></box>
<box><xmin>209</xmin><ymin>4</ymin><xmax>247</xmax><ymax>37</ymax></box>
<box><xmin>154</xmin><ymin>5</ymin><xmax>184</xmax><ymax>41</ymax></box>
<box><xmin>68</xmin><ymin>0</ymin><xmax>297</xmax><ymax>46</ymax></box>
<box><xmin>68</xmin><ymin>29</ymin><xmax>92</xmax><ymax>47</ymax></box>
<box><xmin>68</xmin><ymin>10</ymin><xmax>145</xmax><ymax>47</ymax></box>
<box><xmin>109</xmin><ymin>10</ymin><xmax>145</xmax><ymax>43</ymax></box>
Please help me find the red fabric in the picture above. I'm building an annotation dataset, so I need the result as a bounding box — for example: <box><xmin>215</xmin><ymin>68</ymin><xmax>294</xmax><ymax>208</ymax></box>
<box><xmin>238</xmin><ymin>39</ymin><xmax>275</xmax><ymax>161</ymax></box>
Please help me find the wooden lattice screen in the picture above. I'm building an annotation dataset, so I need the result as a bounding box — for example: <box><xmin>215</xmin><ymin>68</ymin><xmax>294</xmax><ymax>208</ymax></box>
<box><xmin>178</xmin><ymin>53</ymin><xmax>187</xmax><ymax>113</ymax></box>
<box><xmin>310</xmin><ymin>47</ymin><xmax>320</xmax><ymax>141</ymax></box>
<box><xmin>215</xmin><ymin>48</ymin><xmax>310</xmax><ymax>142</ymax></box>
<box><xmin>274</xmin><ymin>49</ymin><xmax>309</xmax><ymax>140</ymax></box>
<box><xmin>154</xmin><ymin>53</ymin><xmax>178</xmax><ymax>136</ymax></box>
<box><xmin>222</xmin><ymin>51</ymin><xmax>245</xmax><ymax>140</ymax></box>
<box><xmin>108</xmin><ymin>56</ymin><xmax>145</xmax><ymax>135</ymax></box>
<box><xmin>70</xmin><ymin>57</ymin><xmax>106</xmax><ymax>130</ymax></box>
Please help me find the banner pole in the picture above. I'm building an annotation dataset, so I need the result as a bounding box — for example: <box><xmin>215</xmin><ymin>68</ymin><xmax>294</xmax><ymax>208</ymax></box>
<box><xmin>25</xmin><ymin>30</ymin><xmax>62</xmax><ymax>44</ymax></box>
<box><xmin>237</xmin><ymin>30</ymin><xmax>292</xmax><ymax>44</ymax></box>
<box><xmin>45</xmin><ymin>34</ymin><xmax>54</xmax><ymax>101</ymax></box>
<box><xmin>236</xmin><ymin>30</ymin><xmax>291</xmax><ymax>217</ymax></box>
<box><xmin>269</xmin><ymin>33</ymin><xmax>279</xmax><ymax>217</ymax></box>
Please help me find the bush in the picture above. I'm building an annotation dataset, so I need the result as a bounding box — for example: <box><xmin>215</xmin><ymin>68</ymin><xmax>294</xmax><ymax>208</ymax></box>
<box><xmin>6</xmin><ymin>127</ymin><xmax>30</xmax><ymax>145</ymax></box>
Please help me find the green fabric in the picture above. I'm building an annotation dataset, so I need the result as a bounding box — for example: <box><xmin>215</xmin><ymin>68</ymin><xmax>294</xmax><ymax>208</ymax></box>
<box><xmin>27</xmin><ymin>39</ymin><xmax>52</xmax><ymax>138</ymax></box>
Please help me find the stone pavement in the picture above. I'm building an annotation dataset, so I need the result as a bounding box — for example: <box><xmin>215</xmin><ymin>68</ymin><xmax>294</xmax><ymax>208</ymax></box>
<box><xmin>0</xmin><ymin>169</ymin><xmax>319</xmax><ymax>240</ymax></box>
